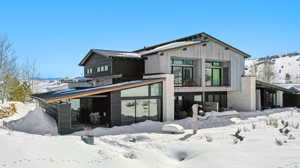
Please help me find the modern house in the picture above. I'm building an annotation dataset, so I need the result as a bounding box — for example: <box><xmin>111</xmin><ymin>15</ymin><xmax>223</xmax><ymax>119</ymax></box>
<box><xmin>33</xmin><ymin>32</ymin><xmax>297</xmax><ymax>134</ymax></box>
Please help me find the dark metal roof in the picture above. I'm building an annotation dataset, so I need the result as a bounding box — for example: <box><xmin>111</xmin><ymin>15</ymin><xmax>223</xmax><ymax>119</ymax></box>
<box><xmin>79</xmin><ymin>49</ymin><xmax>141</xmax><ymax>66</ymax></box>
<box><xmin>32</xmin><ymin>78</ymin><xmax>164</xmax><ymax>103</ymax></box>
<box><xmin>256</xmin><ymin>80</ymin><xmax>296</xmax><ymax>94</ymax></box>
<box><xmin>134</xmin><ymin>32</ymin><xmax>251</xmax><ymax>58</ymax></box>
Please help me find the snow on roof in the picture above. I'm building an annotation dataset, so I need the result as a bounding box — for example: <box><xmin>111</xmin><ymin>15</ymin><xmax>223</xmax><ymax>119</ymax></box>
<box><xmin>61</xmin><ymin>76</ymin><xmax>93</xmax><ymax>83</ymax></box>
<box><xmin>140</xmin><ymin>41</ymin><xmax>201</xmax><ymax>55</ymax></box>
<box><xmin>79</xmin><ymin>49</ymin><xmax>141</xmax><ymax>66</ymax></box>
<box><xmin>32</xmin><ymin>78</ymin><xmax>164</xmax><ymax>103</ymax></box>
<box><xmin>92</xmin><ymin>49</ymin><xmax>141</xmax><ymax>58</ymax></box>
<box><xmin>275</xmin><ymin>84</ymin><xmax>300</xmax><ymax>90</ymax></box>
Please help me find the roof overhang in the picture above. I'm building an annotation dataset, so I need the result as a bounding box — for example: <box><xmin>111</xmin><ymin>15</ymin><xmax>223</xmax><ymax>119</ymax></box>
<box><xmin>79</xmin><ymin>49</ymin><xmax>94</xmax><ymax>66</ymax></box>
<box><xmin>32</xmin><ymin>78</ymin><xmax>164</xmax><ymax>103</ymax></box>
<box><xmin>79</xmin><ymin>49</ymin><xmax>142</xmax><ymax>66</ymax></box>
<box><xmin>256</xmin><ymin>80</ymin><xmax>296</xmax><ymax>94</ymax></box>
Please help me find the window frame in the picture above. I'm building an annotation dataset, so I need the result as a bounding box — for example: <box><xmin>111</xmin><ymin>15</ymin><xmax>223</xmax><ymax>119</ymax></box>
<box><xmin>120</xmin><ymin>83</ymin><xmax>163</xmax><ymax>124</ymax></box>
<box><xmin>171</xmin><ymin>58</ymin><xmax>194</xmax><ymax>87</ymax></box>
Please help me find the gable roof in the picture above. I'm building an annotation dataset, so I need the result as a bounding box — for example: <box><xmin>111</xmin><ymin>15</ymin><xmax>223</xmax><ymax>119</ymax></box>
<box><xmin>139</xmin><ymin>41</ymin><xmax>203</xmax><ymax>55</ymax></box>
<box><xmin>134</xmin><ymin>32</ymin><xmax>251</xmax><ymax>58</ymax></box>
<box><xmin>79</xmin><ymin>49</ymin><xmax>141</xmax><ymax>66</ymax></box>
<box><xmin>32</xmin><ymin>78</ymin><xmax>164</xmax><ymax>103</ymax></box>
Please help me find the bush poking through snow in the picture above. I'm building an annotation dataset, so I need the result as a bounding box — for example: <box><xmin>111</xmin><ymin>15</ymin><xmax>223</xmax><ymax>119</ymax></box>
<box><xmin>0</xmin><ymin>103</ymin><xmax>17</xmax><ymax>119</ymax></box>
<box><xmin>129</xmin><ymin>138</ymin><xmax>136</xmax><ymax>143</ymax></box>
<box><xmin>279</xmin><ymin>120</ymin><xmax>290</xmax><ymax>136</ymax></box>
<box><xmin>176</xmin><ymin>151</ymin><xmax>188</xmax><ymax>161</ymax></box>
<box><xmin>231</xmin><ymin>128</ymin><xmax>244</xmax><ymax>144</ymax></box>
<box><xmin>124</xmin><ymin>151</ymin><xmax>137</xmax><ymax>159</ymax></box>
<box><xmin>205</xmin><ymin>135</ymin><xmax>213</xmax><ymax>142</ymax></box>
<box><xmin>265</xmin><ymin>119</ymin><xmax>270</xmax><ymax>126</ymax></box>
<box><xmin>271</xmin><ymin>119</ymin><xmax>279</xmax><ymax>128</ymax></box>
<box><xmin>251</xmin><ymin>123</ymin><xmax>256</xmax><ymax>130</ymax></box>
<box><xmin>288</xmin><ymin>134</ymin><xmax>296</xmax><ymax>140</ymax></box>
<box><xmin>243</xmin><ymin>126</ymin><xmax>250</xmax><ymax>132</ymax></box>
<box><xmin>275</xmin><ymin>138</ymin><xmax>283</xmax><ymax>146</ymax></box>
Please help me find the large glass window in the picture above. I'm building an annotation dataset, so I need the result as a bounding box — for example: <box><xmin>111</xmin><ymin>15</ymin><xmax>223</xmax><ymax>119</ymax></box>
<box><xmin>205</xmin><ymin>61</ymin><xmax>229</xmax><ymax>86</ymax></box>
<box><xmin>172</xmin><ymin>67</ymin><xmax>183</xmax><ymax>86</ymax></box>
<box><xmin>149</xmin><ymin>99</ymin><xmax>159</xmax><ymax>121</ymax></box>
<box><xmin>205</xmin><ymin>92</ymin><xmax>228</xmax><ymax>110</ymax></box>
<box><xmin>150</xmin><ymin>83</ymin><xmax>161</xmax><ymax>96</ymax></box>
<box><xmin>71</xmin><ymin>99</ymin><xmax>80</xmax><ymax>123</ymax></box>
<box><xmin>120</xmin><ymin>83</ymin><xmax>162</xmax><ymax>124</ymax></box>
<box><xmin>121</xmin><ymin>100</ymin><xmax>136</xmax><ymax>124</ymax></box>
<box><xmin>194</xmin><ymin>95</ymin><xmax>202</xmax><ymax>102</ymax></box>
<box><xmin>212</xmin><ymin>68</ymin><xmax>221</xmax><ymax>86</ymax></box>
<box><xmin>171</xmin><ymin>58</ymin><xmax>194</xmax><ymax>87</ymax></box>
<box><xmin>86</xmin><ymin>68</ymin><xmax>93</xmax><ymax>75</ymax></box>
<box><xmin>136</xmin><ymin>99</ymin><xmax>149</xmax><ymax>122</ymax></box>
<box><xmin>121</xmin><ymin>85</ymin><xmax>149</xmax><ymax>97</ymax></box>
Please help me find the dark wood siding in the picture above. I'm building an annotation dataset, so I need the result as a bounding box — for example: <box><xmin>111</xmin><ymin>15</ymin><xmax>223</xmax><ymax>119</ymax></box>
<box><xmin>83</xmin><ymin>53</ymin><xmax>112</xmax><ymax>78</ymax></box>
<box><xmin>112</xmin><ymin>57</ymin><xmax>144</xmax><ymax>83</ymax></box>
<box><xmin>57</xmin><ymin>103</ymin><xmax>72</xmax><ymax>135</ymax></box>
<box><xmin>283</xmin><ymin>93</ymin><xmax>300</xmax><ymax>108</ymax></box>
<box><xmin>110</xmin><ymin>91</ymin><xmax>121</xmax><ymax>126</ymax></box>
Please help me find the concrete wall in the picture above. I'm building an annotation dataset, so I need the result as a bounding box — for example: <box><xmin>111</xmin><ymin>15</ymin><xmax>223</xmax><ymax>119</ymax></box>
<box><xmin>256</xmin><ymin>89</ymin><xmax>261</xmax><ymax>110</ymax></box>
<box><xmin>144</xmin><ymin>74</ymin><xmax>175</xmax><ymax>121</ymax></box>
<box><xmin>143</xmin><ymin>40</ymin><xmax>245</xmax><ymax>92</ymax></box>
<box><xmin>228</xmin><ymin>76</ymin><xmax>256</xmax><ymax>111</ymax></box>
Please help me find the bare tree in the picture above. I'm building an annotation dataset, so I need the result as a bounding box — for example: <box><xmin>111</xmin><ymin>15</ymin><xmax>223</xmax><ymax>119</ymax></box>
<box><xmin>285</xmin><ymin>73</ymin><xmax>291</xmax><ymax>83</ymax></box>
<box><xmin>248</xmin><ymin>63</ymin><xmax>257</xmax><ymax>76</ymax></box>
<box><xmin>0</xmin><ymin>36</ymin><xmax>18</xmax><ymax>103</ymax></box>
<box><xmin>20</xmin><ymin>58</ymin><xmax>38</xmax><ymax>90</ymax></box>
<box><xmin>262</xmin><ymin>58</ymin><xmax>275</xmax><ymax>83</ymax></box>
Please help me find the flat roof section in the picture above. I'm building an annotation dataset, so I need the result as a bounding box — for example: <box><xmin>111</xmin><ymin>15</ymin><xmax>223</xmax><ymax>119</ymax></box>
<box><xmin>32</xmin><ymin>78</ymin><xmax>164</xmax><ymax>103</ymax></box>
<box><xmin>256</xmin><ymin>80</ymin><xmax>296</xmax><ymax>94</ymax></box>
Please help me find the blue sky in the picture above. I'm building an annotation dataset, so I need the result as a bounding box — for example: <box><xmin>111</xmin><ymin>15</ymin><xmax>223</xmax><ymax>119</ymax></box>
<box><xmin>0</xmin><ymin>0</ymin><xmax>299</xmax><ymax>78</ymax></box>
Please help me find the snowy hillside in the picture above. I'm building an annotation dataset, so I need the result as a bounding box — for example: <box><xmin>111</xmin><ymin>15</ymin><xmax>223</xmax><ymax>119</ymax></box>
<box><xmin>245</xmin><ymin>52</ymin><xmax>300</xmax><ymax>84</ymax></box>
<box><xmin>31</xmin><ymin>79</ymin><xmax>68</xmax><ymax>94</ymax></box>
<box><xmin>0</xmin><ymin>105</ymin><xmax>300</xmax><ymax>168</ymax></box>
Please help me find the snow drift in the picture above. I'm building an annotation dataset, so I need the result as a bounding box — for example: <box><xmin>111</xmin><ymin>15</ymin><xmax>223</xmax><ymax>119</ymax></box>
<box><xmin>5</xmin><ymin>106</ymin><xmax>58</xmax><ymax>135</ymax></box>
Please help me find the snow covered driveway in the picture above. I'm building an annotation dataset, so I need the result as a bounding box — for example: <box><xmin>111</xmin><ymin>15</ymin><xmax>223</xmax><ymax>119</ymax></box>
<box><xmin>0</xmin><ymin>108</ymin><xmax>300</xmax><ymax>168</ymax></box>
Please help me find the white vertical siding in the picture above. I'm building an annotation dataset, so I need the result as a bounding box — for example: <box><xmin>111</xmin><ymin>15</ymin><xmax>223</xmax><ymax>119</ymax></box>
<box><xmin>144</xmin><ymin>40</ymin><xmax>246</xmax><ymax>91</ymax></box>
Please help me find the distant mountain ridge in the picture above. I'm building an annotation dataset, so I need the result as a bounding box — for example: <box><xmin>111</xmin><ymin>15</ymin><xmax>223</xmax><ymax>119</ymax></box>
<box><xmin>31</xmin><ymin>77</ymin><xmax>63</xmax><ymax>81</ymax></box>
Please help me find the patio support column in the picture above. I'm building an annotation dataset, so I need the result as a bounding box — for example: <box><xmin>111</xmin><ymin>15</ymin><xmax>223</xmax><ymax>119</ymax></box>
<box><xmin>110</xmin><ymin>91</ymin><xmax>121</xmax><ymax>126</ymax></box>
<box><xmin>57</xmin><ymin>102</ymin><xmax>72</xmax><ymax>134</ymax></box>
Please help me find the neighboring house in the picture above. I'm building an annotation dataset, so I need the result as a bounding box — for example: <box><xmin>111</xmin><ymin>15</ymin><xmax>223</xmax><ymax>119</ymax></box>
<box><xmin>32</xmin><ymin>32</ymin><xmax>297</xmax><ymax>134</ymax></box>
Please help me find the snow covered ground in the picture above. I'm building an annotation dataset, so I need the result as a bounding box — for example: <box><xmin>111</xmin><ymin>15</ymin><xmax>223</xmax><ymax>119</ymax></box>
<box><xmin>0</xmin><ymin>107</ymin><xmax>300</xmax><ymax>168</ymax></box>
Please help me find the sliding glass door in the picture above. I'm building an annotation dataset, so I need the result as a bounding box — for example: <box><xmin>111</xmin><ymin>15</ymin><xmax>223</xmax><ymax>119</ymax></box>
<box><xmin>171</xmin><ymin>58</ymin><xmax>194</xmax><ymax>86</ymax></box>
<box><xmin>120</xmin><ymin>83</ymin><xmax>162</xmax><ymax>125</ymax></box>
<box><xmin>212</xmin><ymin>68</ymin><xmax>221</xmax><ymax>86</ymax></box>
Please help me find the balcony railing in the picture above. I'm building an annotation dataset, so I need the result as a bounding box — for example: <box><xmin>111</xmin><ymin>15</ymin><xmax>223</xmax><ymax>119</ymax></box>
<box><xmin>175</xmin><ymin>80</ymin><xmax>198</xmax><ymax>87</ymax></box>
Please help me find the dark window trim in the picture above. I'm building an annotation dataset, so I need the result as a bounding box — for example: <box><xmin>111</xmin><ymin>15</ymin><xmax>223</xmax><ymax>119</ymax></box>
<box><xmin>171</xmin><ymin>66</ymin><xmax>194</xmax><ymax>87</ymax></box>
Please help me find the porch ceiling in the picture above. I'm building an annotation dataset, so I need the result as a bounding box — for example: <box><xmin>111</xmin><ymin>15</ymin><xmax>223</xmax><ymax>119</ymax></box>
<box><xmin>32</xmin><ymin>78</ymin><xmax>164</xmax><ymax>103</ymax></box>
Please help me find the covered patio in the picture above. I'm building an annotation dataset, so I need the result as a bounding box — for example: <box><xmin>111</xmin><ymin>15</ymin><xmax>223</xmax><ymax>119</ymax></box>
<box><xmin>32</xmin><ymin>79</ymin><xmax>164</xmax><ymax>134</ymax></box>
